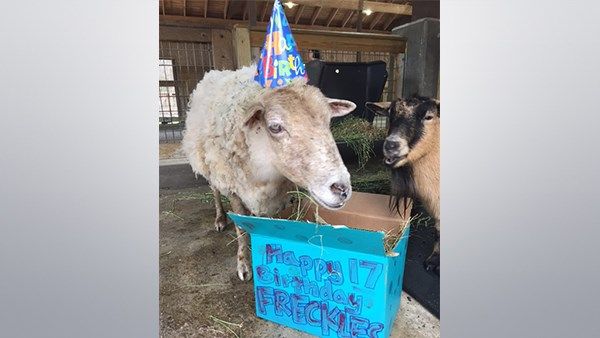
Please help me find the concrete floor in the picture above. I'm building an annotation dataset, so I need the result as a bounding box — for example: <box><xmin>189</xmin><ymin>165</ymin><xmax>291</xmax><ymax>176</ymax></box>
<box><xmin>160</xmin><ymin>186</ymin><xmax>440</xmax><ymax>338</ymax></box>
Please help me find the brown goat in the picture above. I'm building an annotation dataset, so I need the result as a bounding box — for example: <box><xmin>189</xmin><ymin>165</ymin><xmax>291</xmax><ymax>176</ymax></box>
<box><xmin>367</xmin><ymin>96</ymin><xmax>440</xmax><ymax>274</ymax></box>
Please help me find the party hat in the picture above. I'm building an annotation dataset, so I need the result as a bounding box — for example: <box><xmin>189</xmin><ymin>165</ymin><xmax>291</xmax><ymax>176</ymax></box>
<box><xmin>254</xmin><ymin>0</ymin><xmax>307</xmax><ymax>88</ymax></box>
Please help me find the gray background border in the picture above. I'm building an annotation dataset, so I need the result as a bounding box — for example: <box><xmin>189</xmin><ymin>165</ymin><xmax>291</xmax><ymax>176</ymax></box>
<box><xmin>1</xmin><ymin>1</ymin><xmax>159</xmax><ymax>337</ymax></box>
<box><xmin>1</xmin><ymin>0</ymin><xmax>599</xmax><ymax>337</ymax></box>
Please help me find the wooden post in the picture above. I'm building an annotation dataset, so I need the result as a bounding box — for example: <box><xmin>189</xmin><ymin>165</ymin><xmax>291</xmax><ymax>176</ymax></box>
<box><xmin>211</xmin><ymin>29</ymin><xmax>235</xmax><ymax>70</ymax></box>
<box><xmin>392</xmin><ymin>18</ymin><xmax>439</xmax><ymax>98</ymax></box>
<box><xmin>247</xmin><ymin>0</ymin><xmax>257</xmax><ymax>27</ymax></box>
<box><xmin>233</xmin><ymin>26</ymin><xmax>252</xmax><ymax>68</ymax></box>
<box><xmin>356</xmin><ymin>0</ymin><xmax>364</xmax><ymax>62</ymax></box>
<box><xmin>395</xmin><ymin>53</ymin><xmax>405</xmax><ymax>99</ymax></box>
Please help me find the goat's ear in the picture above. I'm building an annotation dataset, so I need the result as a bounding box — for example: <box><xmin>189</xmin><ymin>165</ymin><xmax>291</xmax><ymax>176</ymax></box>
<box><xmin>328</xmin><ymin>99</ymin><xmax>356</xmax><ymax>117</ymax></box>
<box><xmin>366</xmin><ymin>101</ymin><xmax>391</xmax><ymax>116</ymax></box>
<box><xmin>243</xmin><ymin>104</ymin><xmax>264</xmax><ymax>128</ymax></box>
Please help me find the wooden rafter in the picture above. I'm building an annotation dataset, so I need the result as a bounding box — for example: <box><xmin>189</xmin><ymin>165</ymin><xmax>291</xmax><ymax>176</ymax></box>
<box><xmin>223</xmin><ymin>0</ymin><xmax>229</xmax><ymax>19</ymax></box>
<box><xmin>161</xmin><ymin>0</ymin><xmax>166</xmax><ymax>15</ymax></box>
<box><xmin>160</xmin><ymin>15</ymin><xmax>392</xmax><ymax>33</ymax></box>
<box><xmin>275</xmin><ymin>0</ymin><xmax>412</xmax><ymax>16</ymax></box>
<box><xmin>326</xmin><ymin>8</ymin><xmax>339</xmax><ymax>27</ymax></box>
<box><xmin>261</xmin><ymin>0</ymin><xmax>270</xmax><ymax>22</ymax></box>
<box><xmin>183</xmin><ymin>0</ymin><xmax>186</xmax><ymax>16</ymax></box>
<box><xmin>204</xmin><ymin>0</ymin><xmax>208</xmax><ymax>18</ymax></box>
<box><xmin>369</xmin><ymin>12</ymin><xmax>385</xmax><ymax>30</ymax></box>
<box><xmin>383</xmin><ymin>14</ymin><xmax>398</xmax><ymax>30</ymax></box>
<box><xmin>366</xmin><ymin>0</ymin><xmax>390</xmax><ymax>30</ymax></box>
<box><xmin>294</xmin><ymin>5</ymin><xmax>305</xmax><ymax>25</ymax></box>
<box><xmin>342</xmin><ymin>10</ymin><xmax>354</xmax><ymax>28</ymax></box>
<box><xmin>310</xmin><ymin>6</ymin><xmax>322</xmax><ymax>25</ymax></box>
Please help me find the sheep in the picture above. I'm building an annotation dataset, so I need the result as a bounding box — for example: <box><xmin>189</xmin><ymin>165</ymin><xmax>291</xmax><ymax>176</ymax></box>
<box><xmin>182</xmin><ymin>65</ymin><xmax>357</xmax><ymax>281</ymax></box>
<box><xmin>367</xmin><ymin>96</ymin><xmax>440</xmax><ymax>274</ymax></box>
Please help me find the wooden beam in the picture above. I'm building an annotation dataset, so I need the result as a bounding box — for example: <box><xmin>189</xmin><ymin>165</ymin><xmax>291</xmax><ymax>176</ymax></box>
<box><xmin>211</xmin><ymin>29</ymin><xmax>235</xmax><ymax>70</ymax></box>
<box><xmin>249</xmin><ymin>27</ymin><xmax>406</xmax><ymax>53</ymax></box>
<box><xmin>160</xmin><ymin>26</ymin><xmax>211</xmax><ymax>42</ymax></box>
<box><xmin>233</xmin><ymin>27</ymin><xmax>252</xmax><ymax>67</ymax></box>
<box><xmin>310</xmin><ymin>6</ymin><xmax>322</xmax><ymax>25</ymax></box>
<box><xmin>183</xmin><ymin>0</ymin><xmax>186</xmax><ymax>16</ymax></box>
<box><xmin>160</xmin><ymin>15</ymin><xmax>391</xmax><ymax>33</ymax></box>
<box><xmin>357</xmin><ymin>0</ymin><xmax>364</xmax><ymax>32</ymax></box>
<box><xmin>326</xmin><ymin>8</ymin><xmax>338</xmax><ymax>27</ymax></box>
<box><xmin>342</xmin><ymin>11</ymin><xmax>354</xmax><ymax>28</ymax></box>
<box><xmin>204</xmin><ymin>0</ymin><xmax>208</xmax><ymax>18</ymax></box>
<box><xmin>261</xmin><ymin>0</ymin><xmax>270</xmax><ymax>22</ymax></box>
<box><xmin>294</xmin><ymin>5</ymin><xmax>305</xmax><ymax>25</ymax></box>
<box><xmin>161</xmin><ymin>0</ymin><xmax>166</xmax><ymax>15</ymax></box>
<box><xmin>255</xmin><ymin>0</ymin><xmax>412</xmax><ymax>16</ymax></box>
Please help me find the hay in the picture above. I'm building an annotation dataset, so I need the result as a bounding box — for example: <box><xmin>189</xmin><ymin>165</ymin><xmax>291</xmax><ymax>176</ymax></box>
<box><xmin>174</xmin><ymin>191</ymin><xmax>229</xmax><ymax>204</ymax></box>
<box><xmin>350</xmin><ymin>168</ymin><xmax>390</xmax><ymax>194</ymax></box>
<box><xmin>331</xmin><ymin>117</ymin><xmax>386</xmax><ymax>169</ymax></box>
<box><xmin>383</xmin><ymin>217</ymin><xmax>412</xmax><ymax>254</ymax></box>
<box><xmin>209</xmin><ymin>315</ymin><xmax>242</xmax><ymax>338</ymax></box>
<box><xmin>285</xmin><ymin>189</ymin><xmax>327</xmax><ymax>224</ymax></box>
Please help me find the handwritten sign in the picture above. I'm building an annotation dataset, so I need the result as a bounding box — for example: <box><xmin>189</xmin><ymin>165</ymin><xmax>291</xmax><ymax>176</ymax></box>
<box><xmin>226</xmin><ymin>210</ymin><xmax>410</xmax><ymax>338</ymax></box>
<box><xmin>255</xmin><ymin>244</ymin><xmax>386</xmax><ymax>337</ymax></box>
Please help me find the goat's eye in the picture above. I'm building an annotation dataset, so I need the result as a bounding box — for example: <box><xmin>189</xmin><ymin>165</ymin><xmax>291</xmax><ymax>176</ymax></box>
<box><xmin>268</xmin><ymin>123</ymin><xmax>283</xmax><ymax>134</ymax></box>
<box><xmin>423</xmin><ymin>115</ymin><xmax>434</xmax><ymax>121</ymax></box>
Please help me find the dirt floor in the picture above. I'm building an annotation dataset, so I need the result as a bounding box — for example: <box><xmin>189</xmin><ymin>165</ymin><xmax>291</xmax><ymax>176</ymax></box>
<box><xmin>160</xmin><ymin>186</ymin><xmax>439</xmax><ymax>338</ymax></box>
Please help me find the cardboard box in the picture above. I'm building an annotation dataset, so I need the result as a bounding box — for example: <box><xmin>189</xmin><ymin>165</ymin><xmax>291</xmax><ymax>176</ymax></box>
<box><xmin>228</xmin><ymin>192</ymin><xmax>411</xmax><ymax>338</ymax></box>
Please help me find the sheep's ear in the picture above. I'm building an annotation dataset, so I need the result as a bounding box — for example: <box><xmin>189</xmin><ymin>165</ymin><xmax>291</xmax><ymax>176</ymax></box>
<box><xmin>243</xmin><ymin>105</ymin><xmax>264</xmax><ymax>128</ymax></box>
<box><xmin>328</xmin><ymin>99</ymin><xmax>356</xmax><ymax>117</ymax></box>
<box><xmin>365</xmin><ymin>101</ymin><xmax>391</xmax><ymax>116</ymax></box>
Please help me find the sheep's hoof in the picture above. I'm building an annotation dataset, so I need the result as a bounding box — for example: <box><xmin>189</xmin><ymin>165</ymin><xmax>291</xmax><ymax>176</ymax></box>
<box><xmin>424</xmin><ymin>252</ymin><xmax>440</xmax><ymax>275</ymax></box>
<box><xmin>214</xmin><ymin>217</ymin><xmax>227</xmax><ymax>232</ymax></box>
<box><xmin>237</xmin><ymin>258</ymin><xmax>253</xmax><ymax>281</ymax></box>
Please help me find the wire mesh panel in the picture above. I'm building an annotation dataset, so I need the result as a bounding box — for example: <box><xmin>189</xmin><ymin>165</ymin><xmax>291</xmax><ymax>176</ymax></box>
<box><xmin>300</xmin><ymin>49</ymin><xmax>404</xmax><ymax>130</ymax></box>
<box><xmin>159</xmin><ymin>41</ymin><xmax>214</xmax><ymax>142</ymax></box>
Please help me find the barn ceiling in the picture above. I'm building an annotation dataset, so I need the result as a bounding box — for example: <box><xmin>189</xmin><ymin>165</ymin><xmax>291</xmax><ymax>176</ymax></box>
<box><xmin>159</xmin><ymin>0</ymin><xmax>414</xmax><ymax>32</ymax></box>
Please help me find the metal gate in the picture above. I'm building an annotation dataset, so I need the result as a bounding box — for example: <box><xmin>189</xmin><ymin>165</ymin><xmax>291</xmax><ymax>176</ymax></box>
<box><xmin>159</xmin><ymin>41</ymin><xmax>214</xmax><ymax>143</ymax></box>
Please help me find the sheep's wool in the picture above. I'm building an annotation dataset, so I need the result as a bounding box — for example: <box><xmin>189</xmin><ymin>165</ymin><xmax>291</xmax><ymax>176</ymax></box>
<box><xmin>182</xmin><ymin>66</ymin><xmax>294</xmax><ymax>216</ymax></box>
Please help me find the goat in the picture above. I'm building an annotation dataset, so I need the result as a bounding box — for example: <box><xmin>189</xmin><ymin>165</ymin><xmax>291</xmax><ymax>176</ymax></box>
<box><xmin>367</xmin><ymin>96</ymin><xmax>440</xmax><ymax>274</ymax></box>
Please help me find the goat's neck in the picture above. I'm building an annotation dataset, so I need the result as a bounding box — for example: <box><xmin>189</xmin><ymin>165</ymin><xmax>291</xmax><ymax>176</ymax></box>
<box><xmin>411</xmin><ymin>142</ymin><xmax>440</xmax><ymax>219</ymax></box>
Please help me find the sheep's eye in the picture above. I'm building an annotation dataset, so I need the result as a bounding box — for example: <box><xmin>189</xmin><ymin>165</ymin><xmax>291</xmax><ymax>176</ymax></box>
<box><xmin>268</xmin><ymin>123</ymin><xmax>283</xmax><ymax>134</ymax></box>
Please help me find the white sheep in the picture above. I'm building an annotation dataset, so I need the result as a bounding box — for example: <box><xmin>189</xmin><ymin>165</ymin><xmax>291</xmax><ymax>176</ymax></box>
<box><xmin>182</xmin><ymin>65</ymin><xmax>357</xmax><ymax>281</ymax></box>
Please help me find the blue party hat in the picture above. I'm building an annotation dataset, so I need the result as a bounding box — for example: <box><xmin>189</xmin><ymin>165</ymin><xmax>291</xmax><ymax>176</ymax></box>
<box><xmin>254</xmin><ymin>0</ymin><xmax>307</xmax><ymax>88</ymax></box>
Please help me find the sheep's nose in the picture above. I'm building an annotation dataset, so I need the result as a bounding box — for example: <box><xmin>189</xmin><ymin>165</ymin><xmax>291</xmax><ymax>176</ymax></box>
<box><xmin>330</xmin><ymin>182</ymin><xmax>350</xmax><ymax>199</ymax></box>
<box><xmin>384</xmin><ymin>140</ymin><xmax>399</xmax><ymax>151</ymax></box>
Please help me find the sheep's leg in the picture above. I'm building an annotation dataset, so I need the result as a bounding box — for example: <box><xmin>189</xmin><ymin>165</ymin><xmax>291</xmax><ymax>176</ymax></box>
<box><xmin>424</xmin><ymin>220</ymin><xmax>440</xmax><ymax>275</ymax></box>
<box><xmin>229</xmin><ymin>194</ymin><xmax>252</xmax><ymax>281</ymax></box>
<box><xmin>211</xmin><ymin>186</ymin><xmax>227</xmax><ymax>232</ymax></box>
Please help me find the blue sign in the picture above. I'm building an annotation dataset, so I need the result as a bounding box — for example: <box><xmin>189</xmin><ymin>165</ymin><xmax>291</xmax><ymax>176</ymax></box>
<box><xmin>228</xmin><ymin>212</ymin><xmax>410</xmax><ymax>338</ymax></box>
